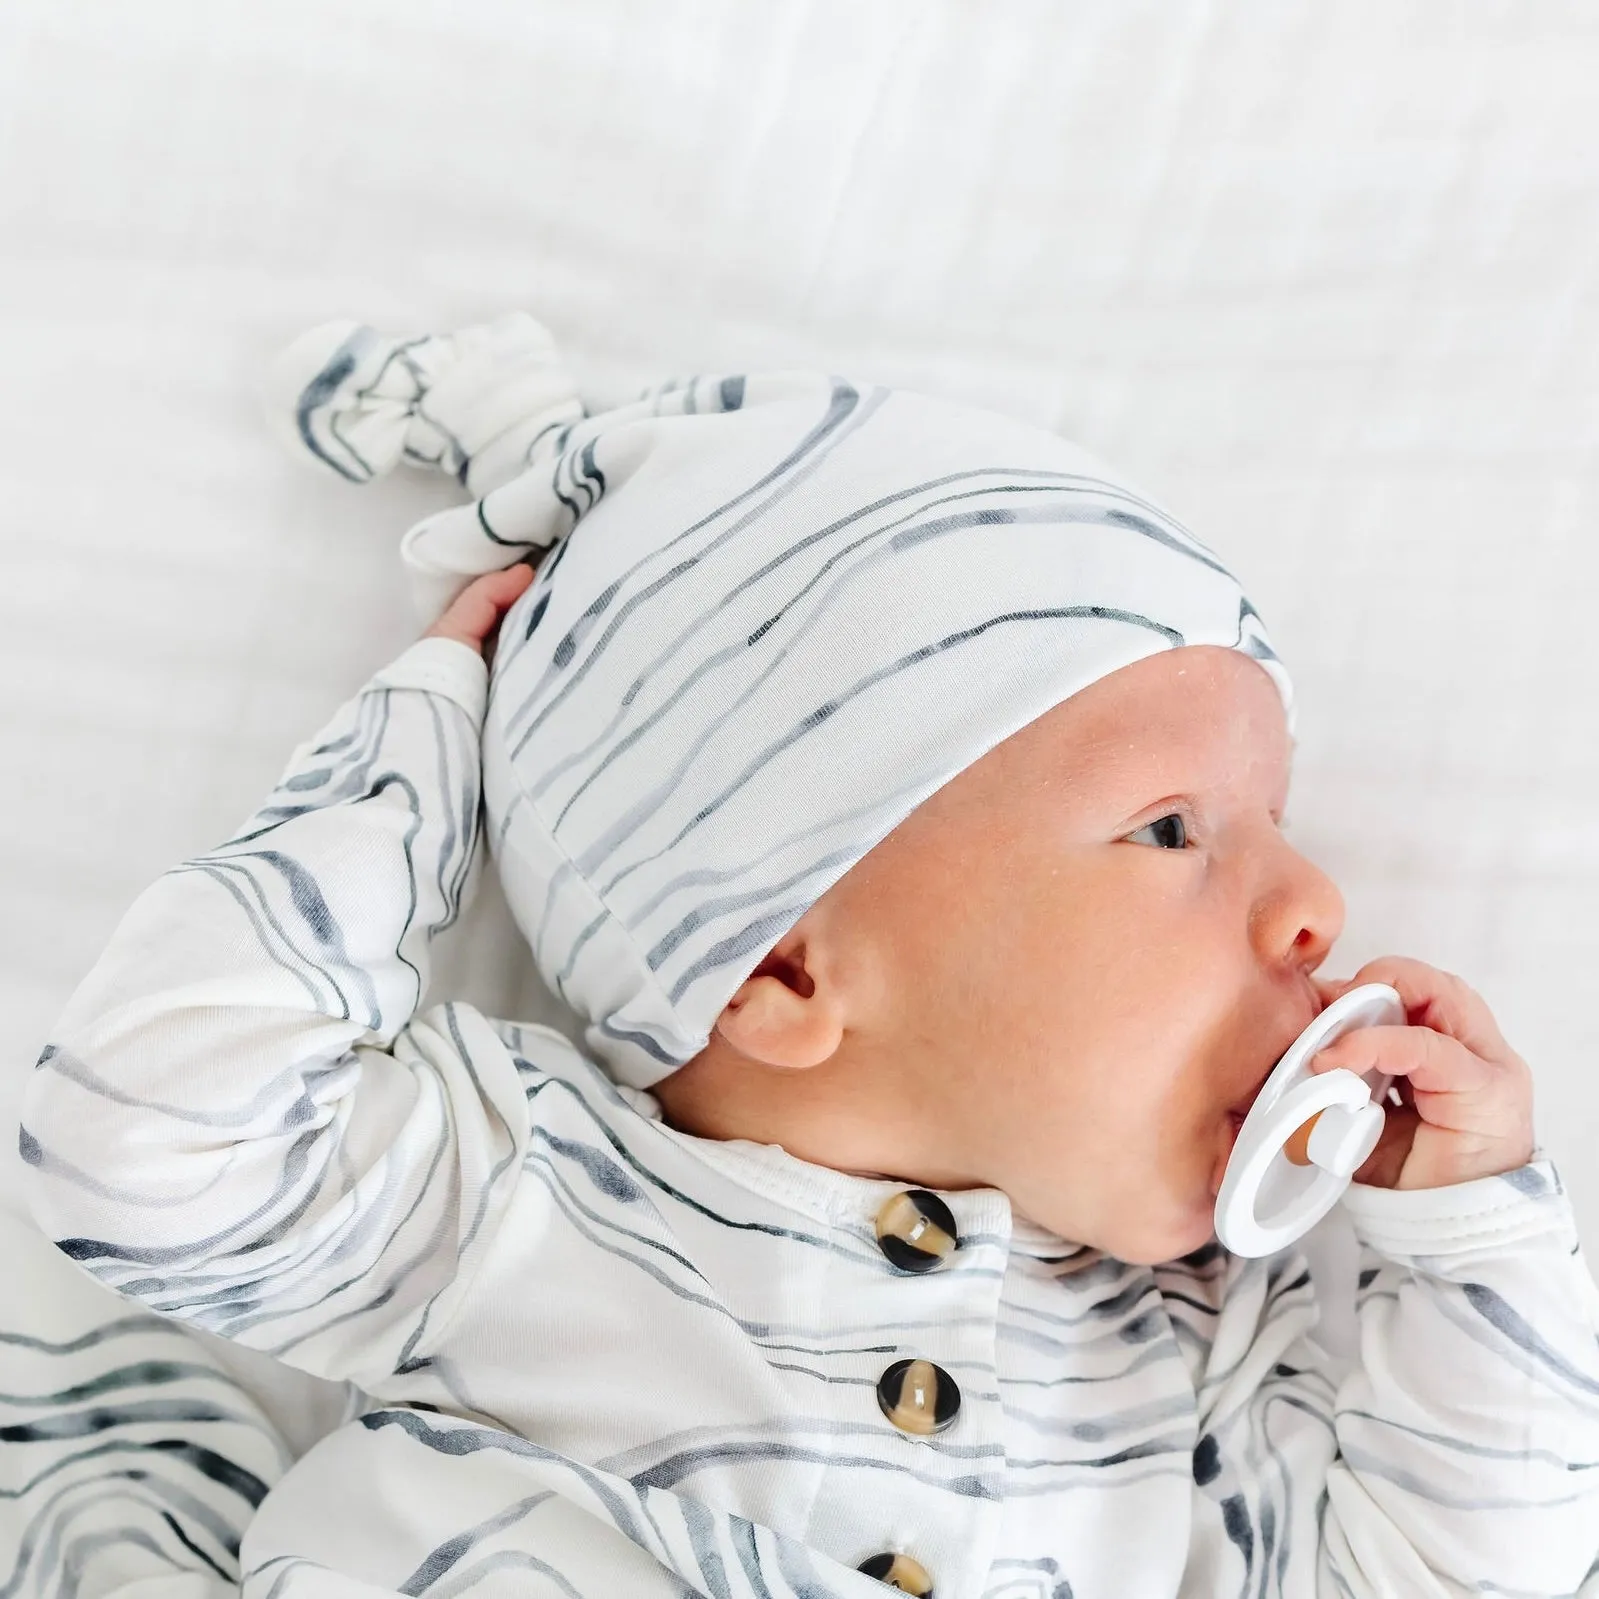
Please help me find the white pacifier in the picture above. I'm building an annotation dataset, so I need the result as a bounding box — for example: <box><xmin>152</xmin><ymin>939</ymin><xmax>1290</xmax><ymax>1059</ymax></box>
<box><xmin>1213</xmin><ymin>982</ymin><xmax>1405</xmax><ymax>1257</ymax></box>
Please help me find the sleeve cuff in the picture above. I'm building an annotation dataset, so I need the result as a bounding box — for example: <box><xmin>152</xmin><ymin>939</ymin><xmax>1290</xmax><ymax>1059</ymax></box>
<box><xmin>1339</xmin><ymin>1150</ymin><xmax>1582</xmax><ymax>1258</ymax></box>
<box><xmin>366</xmin><ymin>637</ymin><xmax>488</xmax><ymax>725</ymax></box>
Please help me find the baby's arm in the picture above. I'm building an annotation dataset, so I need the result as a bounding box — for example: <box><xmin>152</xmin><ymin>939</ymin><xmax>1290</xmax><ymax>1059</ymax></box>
<box><xmin>16</xmin><ymin>572</ymin><xmax>536</xmax><ymax>1394</ymax></box>
<box><xmin>1183</xmin><ymin>1162</ymin><xmax>1599</xmax><ymax>1596</ymax></box>
<box><xmin>1327</xmin><ymin>1165</ymin><xmax>1599</xmax><ymax>1592</ymax></box>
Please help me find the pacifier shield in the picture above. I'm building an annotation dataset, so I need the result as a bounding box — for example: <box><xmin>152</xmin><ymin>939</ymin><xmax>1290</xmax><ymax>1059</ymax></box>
<box><xmin>1213</xmin><ymin>982</ymin><xmax>1404</xmax><ymax>1257</ymax></box>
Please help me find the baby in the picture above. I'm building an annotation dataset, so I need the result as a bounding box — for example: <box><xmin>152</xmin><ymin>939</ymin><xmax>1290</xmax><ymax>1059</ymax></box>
<box><xmin>14</xmin><ymin>313</ymin><xmax>1599</xmax><ymax>1598</ymax></box>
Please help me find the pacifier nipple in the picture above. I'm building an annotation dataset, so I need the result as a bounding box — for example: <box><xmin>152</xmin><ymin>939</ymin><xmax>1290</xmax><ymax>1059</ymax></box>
<box><xmin>1283</xmin><ymin>1099</ymin><xmax>1386</xmax><ymax>1178</ymax></box>
<box><xmin>1283</xmin><ymin>1113</ymin><xmax>1319</xmax><ymax>1167</ymax></box>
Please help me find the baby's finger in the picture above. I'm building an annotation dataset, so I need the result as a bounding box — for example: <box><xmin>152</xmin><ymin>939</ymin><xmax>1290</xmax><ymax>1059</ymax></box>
<box><xmin>468</xmin><ymin>561</ymin><xmax>538</xmax><ymax>613</ymax></box>
<box><xmin>1310</xmin><ymin>1022</ymin><xmax>1497</xmax><ymax>1101</ymax></box>
<box><xmin>438</xmin><ymin>586</ymin><xmax>502</xmax><ymax>646</ymax></box>
<box><xmin>424</xmin><ymin>563</ymin><xmax>536</xmax><ymax>652</ymax></box>
<box><xmin>1336</xmin><ymin>955</ymin><xmax>1520</xmax><ymax>1071</ymax></box>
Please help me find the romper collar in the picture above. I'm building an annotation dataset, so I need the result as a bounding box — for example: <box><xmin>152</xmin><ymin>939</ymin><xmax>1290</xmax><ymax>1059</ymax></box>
<box><xmin>624</xmin><ymin>1083</ymin><xmax>1086</xmax><ymax>1261</ymax></box>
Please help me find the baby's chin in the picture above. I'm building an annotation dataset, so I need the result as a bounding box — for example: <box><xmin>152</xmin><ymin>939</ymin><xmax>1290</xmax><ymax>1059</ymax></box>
<box><xmin>1017</xmin><ymin>1177</ymin><xmax>1221</xmax><ymax>1267</ymax></box>
<box><xmin>1107</xmin><ymin>1216</ymin><xmax>1223</xmax><ymax>1268</ymax></box>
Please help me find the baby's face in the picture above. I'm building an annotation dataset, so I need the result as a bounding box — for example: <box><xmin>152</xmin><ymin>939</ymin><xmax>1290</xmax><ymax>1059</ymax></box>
<box><xmin>656</xmin><ymin>644</ymin><xmax>1345</xmax><ymax>1266</ymax></box>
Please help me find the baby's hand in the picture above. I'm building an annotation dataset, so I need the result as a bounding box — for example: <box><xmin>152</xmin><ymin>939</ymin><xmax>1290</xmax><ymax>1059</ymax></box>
<box><xmin>1306</xmin><ymin>957</ymin><xmax>1536</xmax><ymax>1190</ymax></box>
<box><xmin>422</xmin><ymin>562</ymin><xmax>537</xmax><ymax>664</ymax></box>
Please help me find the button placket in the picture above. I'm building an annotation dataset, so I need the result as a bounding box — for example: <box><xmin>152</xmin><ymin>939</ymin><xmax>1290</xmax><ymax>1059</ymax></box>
<box><xmin>847</xmin><ymin>1187</ymin><xmax>1004</xmax><ymax>1596</ymax></box>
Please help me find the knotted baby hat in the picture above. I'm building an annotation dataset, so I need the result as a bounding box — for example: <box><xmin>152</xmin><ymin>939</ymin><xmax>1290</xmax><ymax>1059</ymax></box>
<box><xmin>266</xmin><ymin>312</ymin><xmax>1295</xmax><ymax>1091</ymax></box>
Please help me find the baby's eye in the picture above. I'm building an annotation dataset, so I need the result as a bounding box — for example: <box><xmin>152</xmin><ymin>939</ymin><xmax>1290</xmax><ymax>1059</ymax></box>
<box><xmin>1128</xmin><ymin>813</ymin><xmax>1188</xmax><ymax>850</ymax></box>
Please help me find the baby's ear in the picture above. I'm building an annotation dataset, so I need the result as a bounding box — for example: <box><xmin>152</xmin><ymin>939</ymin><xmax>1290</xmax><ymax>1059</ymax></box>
<box><xmin>712</xmin><ymin>944</ymin><xmax>843</xmax><ymax>1072</ymax></box>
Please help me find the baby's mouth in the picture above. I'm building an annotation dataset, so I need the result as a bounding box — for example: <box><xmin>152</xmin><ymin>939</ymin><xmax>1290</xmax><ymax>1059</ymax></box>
<box><xmin>1227</xmin><ymin>986</ymin><xmax>1329</xmax><ymax>1121</ymax></box>
<box><xmin>1212</xmin><ymin>985</ymin><xmax>1333</xmax><ymax>1203</ymax></box>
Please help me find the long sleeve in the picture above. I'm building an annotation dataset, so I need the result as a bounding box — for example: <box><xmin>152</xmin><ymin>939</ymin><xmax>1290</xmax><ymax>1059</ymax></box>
<box><xmin>1184</xmin><ymin>1150</ymin><xmax>1599</xmax><ymax>1597</ymax></box>
<box><xmin>15</xmin><ymin>638</ymin><xmax>532</xmax><ymax>1395</ymax></box>
<box><xmin>1320</xmin><ymin>1151</ymin><xmax>1599</xmax><ymax>1594</ymax></box>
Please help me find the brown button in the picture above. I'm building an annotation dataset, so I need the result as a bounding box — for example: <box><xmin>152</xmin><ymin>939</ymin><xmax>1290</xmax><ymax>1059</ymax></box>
<box><xmin>858</xmin><ymin>1551</ymin><xmax>934</xmax><ymax>1594</ymax></box>
<box><xmin>875</xmin><ymin>1357</ymin><xmax>960</xmax><ymax>1436</ymax></box>
<box><xmin>875</xmin><ymin>1189</ymin><xmax>958</xmax><ymax>1273</ymax></box>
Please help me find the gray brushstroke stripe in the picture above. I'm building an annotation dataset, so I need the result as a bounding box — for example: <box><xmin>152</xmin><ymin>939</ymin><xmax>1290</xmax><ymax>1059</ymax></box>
<box><xmin>607</xmin><ymin>603</ymin><xmax>1183</xmax><ymax>931</ymax></box>
<box><xmin>1335</xmin><ymin>1442</ymin><xmax>1598</xmax><ymax>1511</ymax></box>
<box><xmin>360</xmin><ymin>1408</ymin><xmax>658</xmax><ymax>1552</ymax></box>
<box><xmin>630</xmin><ymin>1439</ymin><xmax>1001</xmax><ymax>1499</ymax></box>
<box><xmin>393</xmin><ymin>1490</ymin><xmax>557</xmax><ymax>1594</ymax></box>
<box><xmin>567</xmin><ymin>496</ymin><xmax>1190</xmax><ymax>891</ymax></box>
<box><xmin>500</xmin><ymin>379</ymin><xmax>874</xmax><ymax>751</ymax></box>
<box><xmin>34</xmin><ymin>1044</ymin><xmax>346</xmax><ymax>1134</ymax></box>
<box><xmin>531</xmin><ymin>476</ymin><xmax>1146</xmax><ymax>824</ymax></box>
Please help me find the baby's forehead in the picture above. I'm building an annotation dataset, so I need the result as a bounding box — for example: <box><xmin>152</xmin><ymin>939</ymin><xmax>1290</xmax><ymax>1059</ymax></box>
<box><xmin>1023</xmin><ymin>651</ymin><xmax>1293</xmax><ymax>802</ymax></box>
<box><xmin>1035</xmin><ymin>647</ymin><xmax>1285</xmax><ymax>749</ymax></box>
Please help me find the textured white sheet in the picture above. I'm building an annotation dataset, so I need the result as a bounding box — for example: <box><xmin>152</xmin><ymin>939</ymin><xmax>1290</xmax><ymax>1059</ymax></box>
<box><xmin>3</xmin><ymin>0</ymin><xmax>1597</xmax><ymax>1452</ymax></box>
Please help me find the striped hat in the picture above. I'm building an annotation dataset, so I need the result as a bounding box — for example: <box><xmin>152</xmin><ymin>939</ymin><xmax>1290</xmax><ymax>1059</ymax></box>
<box><xmin>268</xmin><ymin>312</ymin><xmax>1295</xmax><ymax>1090</ymax></box>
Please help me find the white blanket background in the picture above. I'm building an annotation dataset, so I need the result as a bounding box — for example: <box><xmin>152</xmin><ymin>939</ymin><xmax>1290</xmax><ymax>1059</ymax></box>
<box><xmin>2</xmin><ymin>0</ymin><xmax>1596</xmax><ymax>1450</ymax></box>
